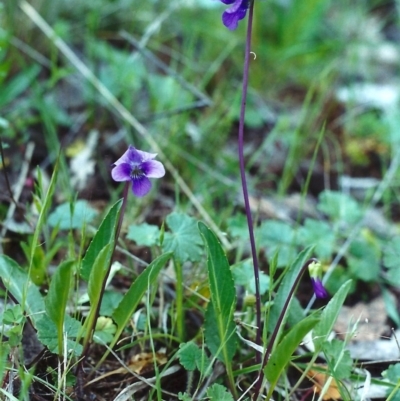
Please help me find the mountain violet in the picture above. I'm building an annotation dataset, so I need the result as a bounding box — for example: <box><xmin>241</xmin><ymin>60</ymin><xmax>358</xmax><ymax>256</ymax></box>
<box><xmin>111</xmin><ymin>145</ymin><xmax>165</xmax><ymax>197</ymax></box>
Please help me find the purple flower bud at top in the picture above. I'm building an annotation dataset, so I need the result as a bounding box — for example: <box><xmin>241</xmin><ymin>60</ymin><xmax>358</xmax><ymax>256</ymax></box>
<box><xmin>111</xmin><ymin>145</ymin><xmax>165</xmax><ymax>197</ymax></box>
<box><xmin>311</xmin><ymin>277</ymin><xmax>328</xmax><ymax>299</ymax></box>
<box><xmin>220</xmin><ymin>0</ymin><xmax>250</xmax><ymax>30</ymax></box>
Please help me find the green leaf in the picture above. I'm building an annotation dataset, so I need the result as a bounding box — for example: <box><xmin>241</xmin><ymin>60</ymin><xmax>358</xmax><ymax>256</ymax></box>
<box><xmin>231</xmin><ymin>260</ymin><xmax>270</xmax><ymax>295</ymax></box>
<box><xmin>93</xmin><ymin>316</ymin><xmax>117</xmax><ymax>345</ymax></box>
<box><xmin>36</xmin><ymin>315</ymin><xmax>83</xmax><ymax>356</ymax></box>
<box><xmin>383</xmin><ymin>237</ymin><xmax>400</xmax><ymax>285</ymax></box>
<box><xmin>264</xmin><ymin>315</ymin><xmax>319</xmax><ymax>387</ymax></box>
<box><xmin>0</xmin><ymin>255</ymin><xmax>45</xmax><ymax>326</ymax></box>
<box><xmin>81</xmin><ymin>199</ymin><xmax>123</xmax><ymax>280</ymax></box>
<box><xmin>226</xmin><ymin>214</ymin><xmax>249</xmax><ymax>240</ymax></box>
<box><xmin>162</xmin><ymin>213</ymin><xmax>203</xmax><ymax>263</ymax></box>
<box><xmin>313</xmin><ymin>280</ymin><xmax>352</xmax><ymax>349</ymax></box>
<box><xmin>29</xmin><ymin>161</ymin><xmax>59</xmax><ymax>280</ymax></box>
<box><xmin>0</xmin><ymin>342</ymin><xmax>10</xmax><ymax>385</ymax></box>
<box><xmin>382</xmin><ymin>287</ymin><xmax>400</xmax><ymax>328</ymax></box>
<box><xmin>298</xmin><ymin>219</ymin><xmax>336</xmax><ymax>261</ymax></box>
<box><xmin>325</xmin><ymin>266</ymin><xmax>355</xmax><ymax>294</ymax></box>
<box><xmin>2</xmin><ymin>305</ymin><xmax>24</xmax><ymax>325</ymax></box>
<box><xmin>112</xmin><ymin>252</ymin><xmax>171</xmax><ymax>328</ymax></box>
<box><xmin>348</xmin><ymin>237</ymin><xmax>380</xmax><ymax>282</ymax></box>
<box><xmin>178</xmin><ymin>393</ymin><xmax>192</xmax><ymax>401</ymax></box>
<box><xmin>268</xmin><ymin>246</ymin><xmax>313</xmax><ymax>333</ymax></box>
<box><xmin>318</xmin><ymin>190</ymin><xmax>362</xmax><ymax>226</ymax></box>
<box><xmin>83</xmin><ymin>243</ymin><xmax>114</xmax><ymax>347</ymax></box>
<box><xmin>148</xmin><ymin>75</ymin><xmax>193</xmax><ymax>111</ymax></box>
<box><xmin>383</xmin><ymin>364</ymin><xmax>400</xmax><ymax>401</ymax></box>
<box><xmin>322</xmin><ymin>339</ymin><xmax>352</xmax><ymax>380</ymax></box>
<box><xmin>45</xmin><ymin>260</ymin><xmax>74</xmax><ymax>355</ymax></box>
<box><xmin>87</xmin><ymin>244</ymin><xmax>114</xmax><ymax>306</ymax></box>
<box><xmin>178</xmin><ymin>342</ymin><xmax>200</xmax><ymax>371</ymax></box>
<box><xmin>199</xmin><ymin>222</ymin><xmax>237</xmax><ymax>364</ymax></box>
<box><xmin>207</xmin><ymin>383</ymin><xmax>235</xmax><ymax>401</ymax></box>
<box><xmin>99</xmin><ymin>290</ymin><xmax>124</xmax><ymax>316</ymax></box>
<box><xmin>178</xmin><ymin>342</ymin><xmax>211</xmax><ymax>375</ymax></box>
<box><xmin>0</xmin><ymin>65</ymin><xmax>41</xmax><ymax>108</ymax></box>
<box><xmin>127</xmin><ymin>223</ymin><xmax>160</xmax><ymax>246</ymax></box>
<box><xmin>48</xmin><ymin>200</ymin><xmax>98</xmax><ymax>230</ymax></box>
<box><xmin>204</xmin><ymin>302</ymin><xmax>237</xmax><ymax>362</ymax></box>
<box><xmin>258</xmin><ymin>220</ymin><xmax>297</xmax><ymax>267</ymax></box>
<box><xmin>105</xmin><ymin>253</ymin><xmax>171</xmax><ymax>361</ymax></box>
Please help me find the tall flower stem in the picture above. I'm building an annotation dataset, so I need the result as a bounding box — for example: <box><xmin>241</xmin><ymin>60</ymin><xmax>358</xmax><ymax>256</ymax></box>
<box><xmin>238</xmin><ymin>0</ymin><xmax>262</xmax><ymax>362</ymax></box>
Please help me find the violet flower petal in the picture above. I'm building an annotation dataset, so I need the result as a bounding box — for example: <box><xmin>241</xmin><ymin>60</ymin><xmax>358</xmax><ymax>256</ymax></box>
<box><xmin>141</xmin><ymin>160</ymin><xmax>166</xmax><ymax>178</ymax></box>
<box><xmin>135</xmin><ymin>148</ymin><xmax>158</xmax><ymax>161</ymax></box>
<box><xmin>226</xmin><ymin>0</ymin><xmax>247</xmax><ymax>13</ymax></box>
<box><xmin>111</xmin><ymin>163</ymin><xmax>132</xmax><ymax>181</ymax></box>
<box><xmin>221</xmin><ymin>0</ymin><xmax>249</xmax><ymax>30</ymax></box>
<box><xmin>132</xmin><ymin>176</ymin><xmax>152</xmax><ymax>197</ymax></box>
<box><xmin>126</xmin><ymin>146</ymin><xmax>144</xmax><ymax>164</ymax></box>
<box><xmin>311</xmin><ymin>278</ymin><xmax>328</xmax><ymax>299</ymax></box>
<box><xmin>113</xmin><ymin>147</ymin><xmax>134</xmax><ymax>166</ymax></box>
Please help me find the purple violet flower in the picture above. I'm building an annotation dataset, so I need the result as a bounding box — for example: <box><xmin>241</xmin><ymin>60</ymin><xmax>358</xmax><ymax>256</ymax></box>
<box><xmin>308</xmin><ymin>260</ymin><xmax>328</xmax><ymax>299</ymax></box>
<box><xmin>220</xmin><ymin>0</ymin><xmax>250</xmax><ymax>30</ymax></box>
<box><xmin>111</xmin><ymin>145</ymin><xmax>165</xmax><ymax>197</ymax></box>
<box><xmin>310</xmin><ymin>277</ymin><xmax>328</xmax><ymax>299</ymax></box>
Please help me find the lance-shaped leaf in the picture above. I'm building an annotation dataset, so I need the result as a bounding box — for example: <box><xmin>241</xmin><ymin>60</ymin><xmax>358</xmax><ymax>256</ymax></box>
<box><xmin>268</xmin><ymin>246</ymin><xmax>314</xmax><ymax>333</ymax></box>
<box><xmin>198</xmin><ymin>222</ymin><xmax>237</xmax><ymax>364</ymax></box>
<box><xmin>81</xmin><ymin>199</ymin><xmax>122</xmax><ymax>281</ymax></box>
<box><xmin>82</xmin><ymin>243</ymin><xmax>114</xmax><ymax>349</ymax></box>
<box><xmin>265</xmin><ymin>315</ymin><xmax>319</xmax><ymax>389</ymax></box>
<box><xmin>45</xmin><ymin>260</ymin><xmax>75</xmax><ymax>355</ymax></box>
<box><xmin>96</xmin><ymin>252</ymin><xmax>171</xmax><ymax>364</ymax></box>
<box><xmin>313</xmin><ymin>280</ymin><xmax>352</xmax><ymax>349</ymax></box>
